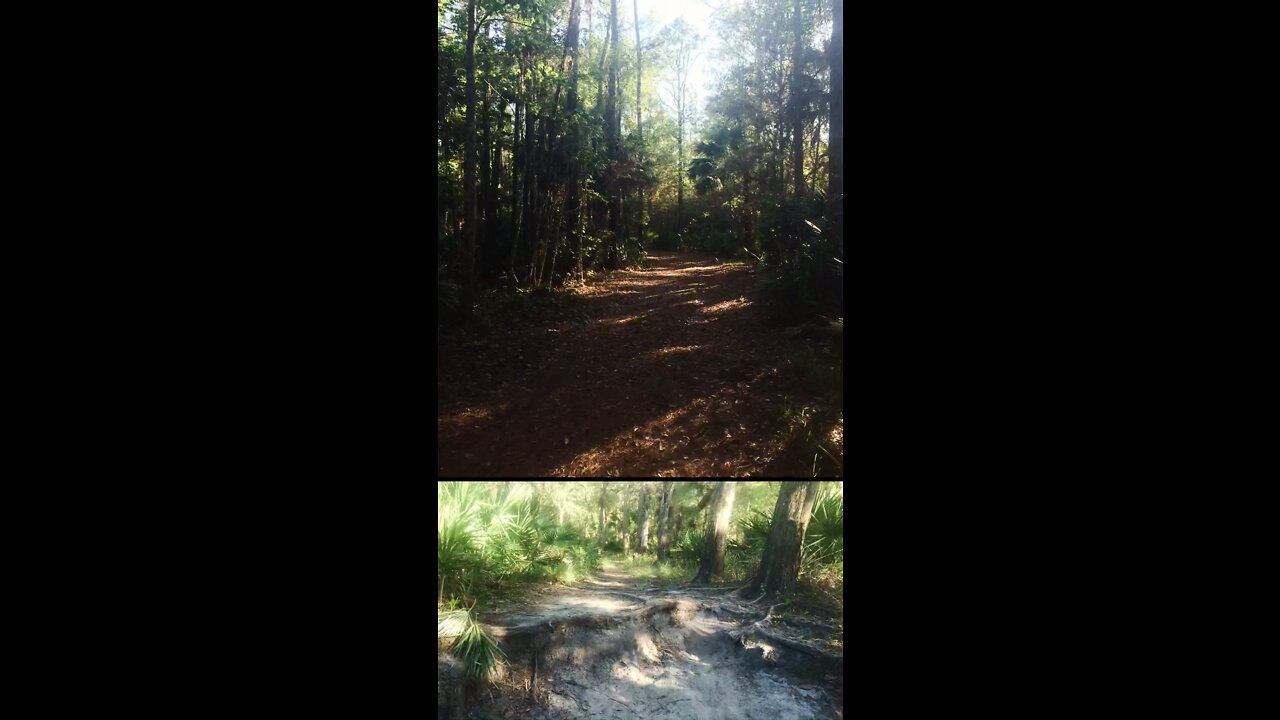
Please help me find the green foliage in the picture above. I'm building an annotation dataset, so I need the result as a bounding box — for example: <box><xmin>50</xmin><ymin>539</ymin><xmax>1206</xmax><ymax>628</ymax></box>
<box><xmin>737</xmin><ymin>509</ymin><xmax>774</xmax><ymax>548</ymax></box>
<box><xmin>438</xmin><ymin>606</ymin><xmax>507</xmax><ymax>680</ymax></box>
<box><xmin>803</xmin><ymin>492</ymin><xmax>843</xmax><ymax>574</ymax></box>
<box><xmin>437</xmin><ymin>482</ymin><xmax>603</xmax><ymax>605</ymax></box>
<box><xmin>785</xmin><ymin>345</ymin><xmax>842</xmax><ymax>399</ymax></box>
<box><xmin>613</xmin><ymin>552</ymin><xmax>693</xmax><ymax>582</ymax></box>
<box><xmin>673</xmin><ymin>528</ymin><xmax>707</xmax><ymax>563</ymax></box>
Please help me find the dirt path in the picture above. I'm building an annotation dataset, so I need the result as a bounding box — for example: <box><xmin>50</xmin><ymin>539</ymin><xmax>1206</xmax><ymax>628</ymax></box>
<box><xmin>456</xmin><ymin>562</ymin><xmax>843</xmax><ymax>720</ymax></box>
<box><xmin>438</xmin><ymin>252</ymin><xmax>842</xmax><ymax>477</ymax></box>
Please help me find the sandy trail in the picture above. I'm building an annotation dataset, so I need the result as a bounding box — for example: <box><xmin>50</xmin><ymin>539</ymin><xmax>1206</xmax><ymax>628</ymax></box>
<box><xmin>458</xmin><ymin>563</ymin><xmax>843</xmax><ymax>720</ymax></box>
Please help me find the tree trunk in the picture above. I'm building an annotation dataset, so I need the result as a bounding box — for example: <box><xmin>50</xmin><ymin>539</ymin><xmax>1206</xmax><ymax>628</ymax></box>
<box><xmin>546</xmin><ymin>0</ymin><xmax>582</xmax><ymax>288</ymax></box>
<box><xmin>656</xmin><ymin>480</ymin><xmax>674</xmax><ymax>561</ymax></box>
<box><xmin>674</xmin><ymin>56</ymin><xmax>687</xmax><ymax>231</ymax></box>
<box><xmin>520</xmin><ymin>99</ymin><xmax>538</xmax><ymax>282</ymax></box>
<box><xmin>461</xmin><ymin>0</ymin><xmax>479</xmax><ymax>315</ymax></box>
<box><xmin>790</xmin><ymin>0</ymin><xmax>806</xmax><ymax>200</ymax></box>
<box><xmin>494</xmin><ymin>102</ymin><xmax>505</xmax><ymax>263</ymax></box>
<box><xmin>566</xmin><ymin>0</ymin><xmax>585</xmax><ymax>283</ymax></box>
<box><xmin>746</xmin><ymin>481</ymin><xmax>821</xmax><ymax>600</ymax></box>
<box><xmin>692</xmin><ymin>482</ymin><xmax>738</xmax><ymax>583</ymax></box>
<box><xmin>508</xmin><ymin>35</ymin><xmax>524</xmax><ymax>280</ymax></box>
<box><xmin>829</xmin><ymin>0</ymin><xmax>844</xmax><ymax>297</ymax></box>
<box><xmin>597</xmin><ymin>481</ymin><xmax>608</xmax><ymax>546</ymax></box>
<box><xmin>481</xmin><ymin>70</ymin><xmax>495</xmax><ymax>274</ymax></box>
<box><xmin>605</xmin><ymin>0</ymin><xmax>622</xmax><ymax>268</ymax></box>
<box><xmin>637</xmin><ymin>482</ymin><xmax>652</xmax><ymax>551</ymax></box>
<box><xmin>595</xmin><ymin>7</ymin><xmax>611</xmax><ymax>122</ymax></box>
<box><xmin>676</xmin><ymin>100</ymin><xmax>684</xmax><ymax>227</ymax></box>
<box><xmin>633</xmin><ymin>0</ymin><xmax>644</xmax><ymax>248</ymax></box>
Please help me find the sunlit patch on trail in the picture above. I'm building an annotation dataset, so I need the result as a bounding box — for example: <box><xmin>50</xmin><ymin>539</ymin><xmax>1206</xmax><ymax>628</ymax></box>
<box><xmin>550</xmin><ymin>595</ymin><xmax>636</xmax><ymax>612</ymax></box>
<box><xmin>548</xmin><ymin>375</ymin><xmax>801</xmax><ymax>477</ymax></box>
<box><xmin>598</xmin><ymin>314</ymin><xmax>646</xmax><ymax>326</ymax></box>
<box><xmin>648</xmin><ymin>345</ymin><xmax>702</xmax><ymax>357</ymax></box>
<box><xmin>702</xmin><ymin>297</ymin><xmax>753</xmax><ymax>315</ymax></box>
<box><xmin>438</xmin><ymin>404</ymin><xmax>504</xmax><ymax>429</ymax></box>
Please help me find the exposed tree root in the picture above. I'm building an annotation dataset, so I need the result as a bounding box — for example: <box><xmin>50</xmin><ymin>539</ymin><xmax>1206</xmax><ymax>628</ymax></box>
<box><xmin>742</xmin><ymin>626</ymin><xmax>843</xmax><ymax>664</ymax></box>
<box><xmin>455</xmin><ymin>584</ymin><xmax>841</xmax><ymax>720</ymax></box>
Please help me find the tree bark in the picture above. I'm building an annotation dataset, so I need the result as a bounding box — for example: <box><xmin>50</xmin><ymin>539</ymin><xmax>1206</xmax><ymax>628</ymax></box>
<box><xmin>637</xmin><ymin>482</ymin><xmax>652</xmax><ymax>551</ymax></box>
<box><xmin>746</xmin><ymin>481</ymin><xmax>820</xmax><ymax>600</ymax></box>
<box><xmin>692</xmin><ymin>481</ymin><xmax>738</xmax><ymax>583</ymax></box>
<box><xmin>656</xmin><ymin>480</ymin><xmax>674</xmax><ymax>561</ymax></box>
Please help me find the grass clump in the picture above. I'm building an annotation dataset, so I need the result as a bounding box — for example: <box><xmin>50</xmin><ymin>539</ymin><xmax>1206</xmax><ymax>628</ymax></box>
<box><xmin>438</xmin><ymin>605</ymin><xmax>507</xmax><ymax>680</ymax></box>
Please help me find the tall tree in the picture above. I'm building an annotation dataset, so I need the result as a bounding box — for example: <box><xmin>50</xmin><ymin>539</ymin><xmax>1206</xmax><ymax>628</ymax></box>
<box><xmin>542</xmin><ymin>0</ymin><xmax>583</xmax><ymax>287</ymax></box>
<box><xmin>507</xmin><ymin>23</ymin><xmax>525</xmax><ymax>280</ymax></box>
<box><xmin>828</xmin><ymin>0</ymin><xmax>843</xmax><ymax>281</ymax></box>
<box><xmin>461</xmin><ymin>0</ymin><xmax>480</xmax><ymax>316</ymax></box>
<box><xmin>637</xmin><ymin>482</ymin><xmax>652</xmax><ymax>551</ymax></box>
<box><xmin>563</xmin><ymin>0</ymin><xmax>586</xmax><ymax>284</ymax></box>
<box><xmin>692</xmin><ymin>481</ymin><xmax>738</xmax><ymax>583</ymax></box>
<box><xmin>789</xmin><ymin>0</ymin><xmax>805</xmax><ymax>199</ymax></box>
<box><xmin>664</xmin><ymin>21</ymin><xmax>697</xmax><ymax>231</ymax></box>
<box><xmin>745</xmin><ymin>481</ymin><xmax>821</xmax><ymax>600</ymax></box>
<box><xmin>633</xmin><ymin>0</ymin><xmax>645</xmax><ymax>247</ymax></box>
<box><xmin>656</xmin><ymin>480</ymin><xmax>674</xmax><ymax>561</ymax></box>
<box><xmin>605</xmin><ymin>0</ymin><xmax>622</xmax><ymax>267</ymax></box>
<box><xmin>480</xmin><ymin>60</ymin><xmax>495</xmax><ymax>269</ymax></box>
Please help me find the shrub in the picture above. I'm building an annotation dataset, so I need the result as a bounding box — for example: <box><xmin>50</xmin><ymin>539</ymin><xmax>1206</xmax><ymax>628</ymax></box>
<box><xmin>438</xmin><ymin>606</ymin><xmax>506</xmax><ymax>680</ymax></box>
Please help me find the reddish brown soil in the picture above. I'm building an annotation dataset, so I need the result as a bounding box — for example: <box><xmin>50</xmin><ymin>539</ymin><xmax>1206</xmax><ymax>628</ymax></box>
<box><xmin>437</xmin><ymin>252</ymin><xmax>842</xmax><ymax>477</ymax></box>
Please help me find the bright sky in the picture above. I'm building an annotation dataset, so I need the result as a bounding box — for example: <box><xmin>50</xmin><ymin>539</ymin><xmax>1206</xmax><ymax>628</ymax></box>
<box><xmin>638</xmin><ymin>0</ymin><xmax>732</xmax><ymax>117</ymax></box>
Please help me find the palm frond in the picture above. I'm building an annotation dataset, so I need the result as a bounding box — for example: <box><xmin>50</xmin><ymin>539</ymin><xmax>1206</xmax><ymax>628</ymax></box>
<box><xmin>438</xmin><ymin>607</ymin><xmax>507</xmax><ymax>681</ymax></box>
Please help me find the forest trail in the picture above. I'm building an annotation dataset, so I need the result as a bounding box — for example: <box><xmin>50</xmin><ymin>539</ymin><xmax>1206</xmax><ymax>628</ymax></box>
<box><xmin>438</xmin><ymin>252</ymin><xmax>841</xmax><ymax>477</ymax></box>
<box><xmin>458</xmin><ymin>561</ymin><xmax>844</xmax><ymax>720</ymax></box>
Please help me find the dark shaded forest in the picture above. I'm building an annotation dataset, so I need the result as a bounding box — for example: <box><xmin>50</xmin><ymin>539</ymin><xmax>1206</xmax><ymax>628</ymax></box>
<box><xmin>438</xmin><ymin>0</ymin><xmax>843</xmax><ymax>478</ymax></box>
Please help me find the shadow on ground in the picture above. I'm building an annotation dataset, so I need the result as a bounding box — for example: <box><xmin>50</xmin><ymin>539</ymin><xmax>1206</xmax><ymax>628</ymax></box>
<box><xmin>438</xmin><ymin>252</ymin><xmax>841</xmax><ymax>477</ymax></box>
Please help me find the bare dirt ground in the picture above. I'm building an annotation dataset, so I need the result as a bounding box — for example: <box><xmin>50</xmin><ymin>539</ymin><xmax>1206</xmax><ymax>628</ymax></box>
<box><xmin>438</xmin><ymin>562</ymin><xmax>844</xmax><ymax>720</ymax></box>
<box><xmin>437</xmin><ymin>253</ymin><xmax>843</xmax><ymax>477</ymax></box>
